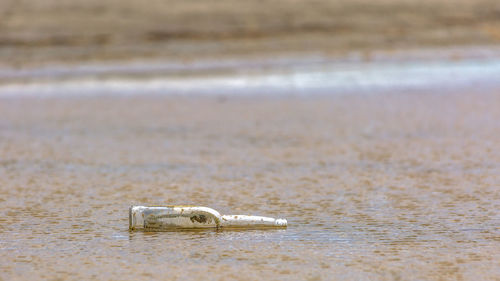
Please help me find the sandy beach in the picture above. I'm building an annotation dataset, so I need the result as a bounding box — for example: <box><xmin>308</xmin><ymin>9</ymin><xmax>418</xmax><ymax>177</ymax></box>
<box><xmin>1</xmin><ymin>0</ymin><xmax>500</xmax><ymax>280</ymax></box>
<box><xmin>1</xmin><ymin>90</ymin><xmax>500</xmax><ymax>280</ymax></box>
<box><xmin>1</xmin><ymin>0</ymin><xmax>500</xmax><ymax>65</ymax></box>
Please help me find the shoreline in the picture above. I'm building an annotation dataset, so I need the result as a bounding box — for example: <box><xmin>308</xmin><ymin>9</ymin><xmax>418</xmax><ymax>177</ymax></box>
<box><xmin>1</xmin><ymin>45</ymin><xmax>500</xmax><ymax>98</ymax></box>
<box><xmin>3</xmin><ymin>45</ymin><xmax>500</xmax><ymax>78</ymax></box>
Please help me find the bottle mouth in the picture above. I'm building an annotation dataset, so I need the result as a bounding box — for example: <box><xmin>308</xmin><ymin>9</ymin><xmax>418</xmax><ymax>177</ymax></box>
<box><xmin>275</xmin><ymin>219</ymin><xmax>288</xmax><ymax>227</ymax></box>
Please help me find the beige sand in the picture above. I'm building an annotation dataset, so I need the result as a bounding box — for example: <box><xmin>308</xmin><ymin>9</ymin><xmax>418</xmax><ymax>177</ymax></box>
<box><xmin>0</xmin><ymin>91</ymin><xmax>499</xmax><ymax>280</ymax></box>
<box><xmin>1</xmin><ymin>0</ymin><xmax>500</xmax><ymax>65</ymax></box>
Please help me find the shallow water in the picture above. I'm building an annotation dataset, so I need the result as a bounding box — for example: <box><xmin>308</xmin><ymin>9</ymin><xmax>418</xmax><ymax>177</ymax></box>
<box><xmin>1</xmin><ymin>91</ymin><xmax>499</xmax><ymax>280</ymax></box>
<box><xmin>2</xmin><ymin>54</ymin><xmax>500</xmax><ymax>97</ymax></box>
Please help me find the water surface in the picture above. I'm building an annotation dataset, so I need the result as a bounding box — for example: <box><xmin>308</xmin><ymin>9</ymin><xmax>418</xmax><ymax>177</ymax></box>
<box><xmin>1</xmin><ymin>54</ymin><xmax>500</xmax><ymax>97</ymax></box>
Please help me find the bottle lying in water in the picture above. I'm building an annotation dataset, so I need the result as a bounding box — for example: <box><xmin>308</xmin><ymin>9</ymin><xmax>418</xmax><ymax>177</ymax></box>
<box><xmin>129</xmin><ymin>205</ymin><xmax>287</xmax><ymax>230</ymax></box>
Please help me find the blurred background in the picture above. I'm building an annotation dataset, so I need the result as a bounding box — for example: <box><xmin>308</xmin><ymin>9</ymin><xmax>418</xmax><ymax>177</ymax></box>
<box><xmin>1</xmin><ymin>0</ymin><xmax>500</xmax><ymax>65</ymax></box>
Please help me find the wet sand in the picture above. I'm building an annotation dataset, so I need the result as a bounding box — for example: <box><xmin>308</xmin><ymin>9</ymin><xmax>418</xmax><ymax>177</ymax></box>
<box><xmin>1</xmin><ymin>90</ymin><xmax>499</xmax><ymax>280</ymax></box>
